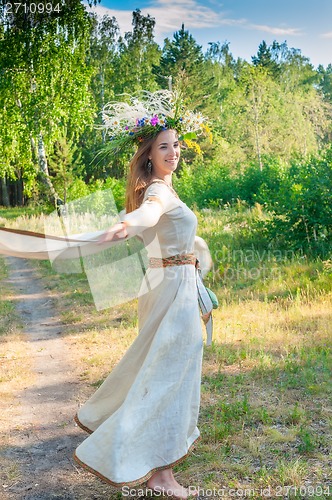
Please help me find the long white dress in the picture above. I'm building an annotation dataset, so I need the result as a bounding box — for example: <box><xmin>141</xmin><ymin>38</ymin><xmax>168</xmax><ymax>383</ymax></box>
<box><xmin>74</xmin><ymin>180</ymin><xmax>208</xmax><ymax>486</ymax></box>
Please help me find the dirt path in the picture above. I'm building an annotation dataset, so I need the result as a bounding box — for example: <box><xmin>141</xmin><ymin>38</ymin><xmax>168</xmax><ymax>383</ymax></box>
<box><xmin>1</xmin><ymin>258</ymin><xmax>113</xmax><ymax>500</ymax></box>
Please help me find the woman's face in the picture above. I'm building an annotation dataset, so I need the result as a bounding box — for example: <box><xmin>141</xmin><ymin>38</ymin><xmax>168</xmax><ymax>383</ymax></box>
<box><xmin>149</xmin><ymin>129</ymin><xmax>180</xmax><ymax>178</ymax></box>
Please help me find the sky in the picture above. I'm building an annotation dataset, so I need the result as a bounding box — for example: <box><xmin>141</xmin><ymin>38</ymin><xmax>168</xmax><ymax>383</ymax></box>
<box><xmin>84</xmin><ymin>0</ymin><xmax>332</xmax><ymax>68</ymax></box>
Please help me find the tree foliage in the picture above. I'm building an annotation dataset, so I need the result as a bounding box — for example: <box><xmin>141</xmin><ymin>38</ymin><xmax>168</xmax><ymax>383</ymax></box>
<box><xmin>0</xmin><ymin>0</ymin><xmax>96</xmax><ymax>202</ymax></box>
<box><xmin>0</xmin><ymin>5</ymin><xmax>331</xmax><ymax>255</ymax></box>
<box><xmin>114</xmin><ymin>9</ymin><xmax>161</xmax><ymax>94</ymax></box>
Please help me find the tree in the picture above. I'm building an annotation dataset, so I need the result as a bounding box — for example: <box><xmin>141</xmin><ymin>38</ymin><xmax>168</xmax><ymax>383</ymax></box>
<box><xmin>113</xmin><ymin>9</ymin><xmax>161</xmax><ymax>94</ymax></box>
<box><xmin>206</xmin><ymin>41</ymin><xmax>235</xmax><ymax>68</ymax></box>
<box><xmin>80</xmin><ymin>14</ymin><xmax>120</xmax><ymax>179</ymax></box>
<box><xmin>252</xmin><ymin>40</ymin><xmax>280</xmax><ymax>78</ymax></box>
<box><xmin>48</xmin><ymin>134</ymin><xmax>84</xmax><ymax>203</ymax></box>
<box><xmin>318</xmin><ymin>64</ymin><xmax>332</xmax><ymax>103</ymax></box>
<box><xmin>0</xmin><ymin>0</ymin><xmax>97</xmax><ymax>205</ymax></box>
<box><xmin>83</xmin><ymin>10</ymin><xmax>161</xmax><ymax>180</ymax></box>
<box><xmin>89</xmin><ymin>14</ymin><xmax>120</xmax><ymax>112</ymax></box>
<box><xmin>154</xmin><ymin>24</ymin><xmax>206</xmax><ymax>107</ymax></box>
<box><xmin>219</xmin><ymin>63</ymin><xmax>330</xmax><ymax>167</ymax></box>
<box><xmin>203</xmin><ymin>41</ymin><xmax>237</xmax><ymax>119</ymax></box>
<box><xmin>279</xmin><ymin>46</ymin><xmax>318</xmax><ymax>91</ymax></box>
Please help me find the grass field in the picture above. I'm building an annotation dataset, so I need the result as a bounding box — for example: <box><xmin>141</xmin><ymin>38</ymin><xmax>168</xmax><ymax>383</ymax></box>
<box><xmin>1</xmin><ymin>205</ymin><xmax>331</xmax><ymax>498</ymax></box>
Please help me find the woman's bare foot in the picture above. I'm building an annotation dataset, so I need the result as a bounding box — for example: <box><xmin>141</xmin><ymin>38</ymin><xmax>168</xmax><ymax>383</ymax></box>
<box><xmin>147</xmin><ymin>468</ymin><xmax>197</xmax><ymax>499</ymax></box>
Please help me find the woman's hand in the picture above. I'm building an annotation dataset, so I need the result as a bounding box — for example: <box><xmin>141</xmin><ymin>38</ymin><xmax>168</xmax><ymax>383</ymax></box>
<box><xmin>98</xmin><ymin>222</ymin><xmax>128</xmax><ymax>244</ymax></box>
<box><xmin>202</xmin><ymin>311</ymin><xmax>212</xmax><ymax>324</ymax></box>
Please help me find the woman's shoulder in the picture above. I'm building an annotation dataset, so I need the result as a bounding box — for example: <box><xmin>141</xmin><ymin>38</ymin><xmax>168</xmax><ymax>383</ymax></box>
<box><xmin>144</xmin><ymin>180</ymin><xmax>174</xmax><ymax>199</ymax></box>
<box><xmin>143</xmin><ymin>179</ymin><xmax>181</xmax><ymax>211</ymax></box>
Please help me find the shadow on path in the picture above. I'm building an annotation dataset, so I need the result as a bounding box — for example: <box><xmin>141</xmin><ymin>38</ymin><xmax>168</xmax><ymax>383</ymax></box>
<box><xmin>1</xmin><ymin>258</ymin><xmax>119</xmax><ymax>499</ymax></box>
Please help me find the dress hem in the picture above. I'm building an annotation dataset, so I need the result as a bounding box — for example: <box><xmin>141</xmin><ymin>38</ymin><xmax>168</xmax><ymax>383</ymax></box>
<box><xmin>73</xmin><ymin>413</ymin><xmax>200</xmax><ymax>488</ymax></box>
<box><xmin>74</xmin><ymin>413</ymin><xmax>93</xmax><ymax>434</ymax></box>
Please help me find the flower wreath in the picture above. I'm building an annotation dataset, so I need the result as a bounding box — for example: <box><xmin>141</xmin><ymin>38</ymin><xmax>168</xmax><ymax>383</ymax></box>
<box><xmin>100</xmin><ymin>89</ymin><xmax>212</xmax><ymax>155</ymax></box>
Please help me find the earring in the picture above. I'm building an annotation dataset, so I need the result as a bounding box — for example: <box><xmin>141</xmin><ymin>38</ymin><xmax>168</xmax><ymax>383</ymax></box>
<box><xmin>146</xmin><ymin>159</ymin><xmax>152</xmax><ymax>174</ymax></box>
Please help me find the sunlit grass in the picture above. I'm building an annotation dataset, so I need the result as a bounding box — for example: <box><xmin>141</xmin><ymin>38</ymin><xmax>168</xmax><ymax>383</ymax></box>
<box><xmin>0</xmin><ymin>204</ymin><xmax>45</xmax><ymax>223</ymax></box>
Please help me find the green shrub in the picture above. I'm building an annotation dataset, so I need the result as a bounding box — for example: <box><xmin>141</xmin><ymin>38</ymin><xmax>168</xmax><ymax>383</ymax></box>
<box><xmin>237</xmin><ymin>156</ymin><xmax>286</xmax><ymax>205</ymax></box>
<box><xmin>263</xmin><ymin>148</ymin><xmax>332</xmax><ymax>256</ymax></box>
<box><xmin>67</xmin><ymin>178</ymin><xmax>90</xmax><ymax>201</ymax></box>
<box><xmin>174</xmin><ymin>161</ymin><xmax>235</xmax><ymax>207</ymax></box>
<box><xmin>67</xmin><ymin>177</ymin><xmax>126</xmax><ymax>212</ymax></box>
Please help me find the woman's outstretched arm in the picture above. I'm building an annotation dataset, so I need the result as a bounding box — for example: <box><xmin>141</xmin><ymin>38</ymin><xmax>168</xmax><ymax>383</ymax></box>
<box><xmin>98</xmin><ymin>182</ymin><xmax>177</xmax><ymax>243</ymax></box>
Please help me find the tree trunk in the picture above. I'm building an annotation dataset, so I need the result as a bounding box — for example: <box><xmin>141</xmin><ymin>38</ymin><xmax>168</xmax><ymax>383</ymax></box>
<box><xmin>16</xmin><ymin>178</ymin><xmax>24</xmax><ymax>206</ymax></box>
<box><xmin>37</xmin><ymin>133</ymin><xmax>60</xmax><ymax>206</ymax></box>
<box><xmin>30</xmin><ymin>135</ymin><xmax>38</xmax><ymax>162</ymax></box>
<box><xmin>101</xmin><ymin>69</ymin><xmax>106</xmax><ymax>145</ymax></box>
<box><xmin>1</xmin><ymin>178</ymin><xmax>10</xmax><ymax>207</ymax></box>
<box><xmin>252</xmin><ymin>96</ymin><xmax>263</xmax><ymax>171</ymax></box>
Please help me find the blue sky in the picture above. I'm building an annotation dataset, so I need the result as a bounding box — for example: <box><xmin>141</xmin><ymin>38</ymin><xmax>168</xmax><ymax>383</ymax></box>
<box><xmin>85</xmin><ymin>0</ymin><xmax>332</xmax><ymax>68</ymax></box>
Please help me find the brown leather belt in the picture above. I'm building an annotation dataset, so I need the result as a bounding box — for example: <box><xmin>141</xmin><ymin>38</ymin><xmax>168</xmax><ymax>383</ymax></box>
<box><xmin>148</xmin><ymin>253</ymin><xmax>198</xmax><ymax>268</ymax></box>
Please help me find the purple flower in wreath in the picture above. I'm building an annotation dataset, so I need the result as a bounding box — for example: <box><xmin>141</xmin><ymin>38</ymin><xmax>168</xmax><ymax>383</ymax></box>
<box><xmin>150</xmin><ymin>115</ymin><xmax>159</xmax><ymax>126</ymax></box>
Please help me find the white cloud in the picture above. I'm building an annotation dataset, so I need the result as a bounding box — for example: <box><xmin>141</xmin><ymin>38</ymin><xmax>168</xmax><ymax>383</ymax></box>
<box><xmin>84</xmin><ymin>0</ymin><xmax>246</xmax><ymax>38</ymax></box>
<box><xmin>84</xmin><ymin>0</ymin><xmax>302</xmax><ymax>42</ymax></box>
<box><xmin>321</xmin><ymin>32</ymin><xmax>332</xmax><ymax>39</ymax></box>
<box><xmin>84</xmin><ymin>4</ymin><xmax>133</xmax><ymax>32</ymax></box>
<box><xmin>250</xmin><ymin>24</ymin><xmax>303</xmax><ymax>36</ymax></box>
<box><xmin>143</xmin><ymin>2</ymin><xmax>246</xmax><ymax>34</ymax></box>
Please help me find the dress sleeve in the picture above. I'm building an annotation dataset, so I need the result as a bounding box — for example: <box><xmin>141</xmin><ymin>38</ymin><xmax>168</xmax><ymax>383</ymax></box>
<box><xmin>194</xmin><ymin>235</ymin><xmax>213</xmax><ymax>278</ymax></box>
<box><xmin>120</xmin><ymin>182</ymin><xmax>179</xmax><ymax>238</ymax></box>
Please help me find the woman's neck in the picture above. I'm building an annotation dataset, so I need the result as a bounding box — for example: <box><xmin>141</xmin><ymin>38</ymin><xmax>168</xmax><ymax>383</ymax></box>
<box><xmin>151</xmin><ymin>174</ymin><xmax>173</xmax><ymax>186</ymax></box>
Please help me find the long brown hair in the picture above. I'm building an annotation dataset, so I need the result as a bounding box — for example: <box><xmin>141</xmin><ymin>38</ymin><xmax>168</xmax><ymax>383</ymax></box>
<box><xmin>125</xmin><ymin>135</ymin><xmax>157</xmax><ymax>213</ymax></box>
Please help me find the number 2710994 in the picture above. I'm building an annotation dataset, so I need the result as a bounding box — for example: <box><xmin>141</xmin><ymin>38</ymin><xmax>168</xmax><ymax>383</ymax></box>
<box><xmin>5</xmin><ymin>3</ymin><xmax>61</xmax><ymax>14</ymax></box>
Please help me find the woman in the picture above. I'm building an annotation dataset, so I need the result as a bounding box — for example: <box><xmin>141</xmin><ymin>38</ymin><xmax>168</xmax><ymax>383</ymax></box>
<box><xmin>74</xmin><ymin>127</ymin><xmax>211</xmax><ymax>498</ymax></box>
<box><xmin>0</xmin><ymin>90</ymin><xmax>213</xmax><ymax>498</ymax></box>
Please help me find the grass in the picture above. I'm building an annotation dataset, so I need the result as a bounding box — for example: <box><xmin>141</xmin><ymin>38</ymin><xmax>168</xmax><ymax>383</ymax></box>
<box><xmin>0</xmin><ymin>204</ymin><xmax>46</xmax><ymax>225</ymax></box>
<box><xmin>0</xmin><ymin>205</ymin><xmax>331</xmax><ymax>497</ymax></box>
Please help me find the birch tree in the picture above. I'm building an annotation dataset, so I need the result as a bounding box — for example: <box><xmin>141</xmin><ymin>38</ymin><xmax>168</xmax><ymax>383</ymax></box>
<box><xmin>0</xmin><ymin>0</ymin><xmax>97</xmax><ymax>205</ymax></box>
